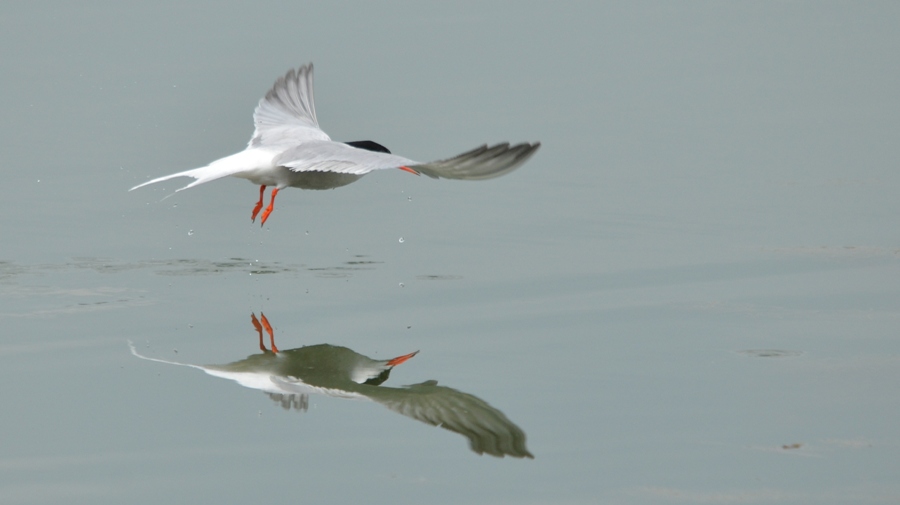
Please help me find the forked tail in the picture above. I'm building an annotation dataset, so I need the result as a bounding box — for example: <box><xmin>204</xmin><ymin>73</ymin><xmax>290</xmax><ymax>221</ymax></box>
<box><xmin>129</xmin><ymin>150</ymin><xmax>266</xmax><ymax>192</ymax></box>
<box><xmin>129</xmin><ymin>165</ymin><xmax>215</xmax><ymax>192</ymax></box>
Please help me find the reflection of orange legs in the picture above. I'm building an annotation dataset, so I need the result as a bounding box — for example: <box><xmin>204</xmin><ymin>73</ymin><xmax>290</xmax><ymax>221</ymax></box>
<box><xmin>259</xmin><ymin>188</ymin><xmax>279</xmax><ymax>226</ymax></box>
<box><xmin>251</xmin><ymin>312</ymin><xmax>278</xmax><ymax>353</ymax></box>
<box><xmin>251</xmin><ymin>185</ymin><xmax>266</xmax><ymax>222</ymax></box>
<box><xmin>251</xmin><ymin>313</ymin><xmax>265</xmax><ymax>351</ymax></box>
<box><xmin>260</xmin><ymin>313</ymin><xmax>277</xmax><ymax>353</ymax></box>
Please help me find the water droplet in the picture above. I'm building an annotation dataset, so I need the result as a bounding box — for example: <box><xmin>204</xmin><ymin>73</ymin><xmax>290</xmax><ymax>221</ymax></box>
<box><xmin>399</xmin><ymin>282</ymin><xmax>405</xmax><ymax>288</ymax></box>
<box><xmin>187</xmin><ymin>230</ymin><xmax>194</xmax><ymax>236</ymax></box>
<box><xmin>407</xmin><ymin>196</ymin><xmax>411</xmax><ymax>202</ymax></box>
<box><xmin>398</xmin><ymin>237</ymin><xmax>405</xmax><ymax>243</ymax></box>
<box><xmin>305</xmin><ymin>230</ymin><xmax>309</xmax><ymax>235</ymax></box>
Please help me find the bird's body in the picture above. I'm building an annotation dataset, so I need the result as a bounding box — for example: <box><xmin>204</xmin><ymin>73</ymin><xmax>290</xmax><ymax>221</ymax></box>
<box><xmin>128</xmin><ymin>313</ymin><xmax>533</xmax><ymax>458</ymax></box>
<box><xmin>131</xmin><ymin>64</ymin><xmax>540</xmax><ymax>225</ymax></box>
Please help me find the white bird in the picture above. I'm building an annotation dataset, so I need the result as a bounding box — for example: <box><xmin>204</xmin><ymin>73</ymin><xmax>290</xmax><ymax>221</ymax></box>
<box><xmin>130</xmin><ymin>63</ymin><xmax>541</xmax><ymax>225</ymax></box>
<box><xmin>129</xmin><ymin>313</ymin><xmax>533</xmax><ymax>458</ymax></box>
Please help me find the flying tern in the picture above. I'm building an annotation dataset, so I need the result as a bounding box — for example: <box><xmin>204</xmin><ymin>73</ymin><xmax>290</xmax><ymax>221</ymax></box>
<box><xmin>130</xmin><ymin>64</ymin><xmax>540</xmax><ymax>225</ymax></box>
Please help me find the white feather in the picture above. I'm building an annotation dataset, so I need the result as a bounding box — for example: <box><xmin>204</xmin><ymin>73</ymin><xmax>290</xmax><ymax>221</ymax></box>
<box><xmin>130</xmin><ymin>63</ymin><xmax>540</xmax><ymax>220</ymax></box>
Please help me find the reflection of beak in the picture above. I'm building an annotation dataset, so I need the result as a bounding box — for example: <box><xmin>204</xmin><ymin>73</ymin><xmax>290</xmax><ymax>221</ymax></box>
<box><xmin>386</xmin><ymin>350</ymin><xmax>419</xmax><ymax>367</ymax></box>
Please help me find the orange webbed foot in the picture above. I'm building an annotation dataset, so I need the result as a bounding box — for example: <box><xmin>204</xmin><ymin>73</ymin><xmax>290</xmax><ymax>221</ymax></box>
<box><xmin>260</xmin><ymin>188</ymin><xmax>279</xmax><ymax>226</ymax></box>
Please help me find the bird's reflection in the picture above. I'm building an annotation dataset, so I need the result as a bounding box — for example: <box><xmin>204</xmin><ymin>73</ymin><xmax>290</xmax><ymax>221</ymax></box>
<box><xmin>130</xmin><ymin>313</ymin><xmax>533</xmax><ymax>459</ymax></box>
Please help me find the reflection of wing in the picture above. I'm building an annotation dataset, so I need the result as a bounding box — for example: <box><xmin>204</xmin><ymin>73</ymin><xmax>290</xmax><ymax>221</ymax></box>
<box><xmin>368</xmin><ymin>380</ymin><xmax>533</xmax><ymax>459</ymax></box>
<box><xmin>270</xmin><ymin>375</ymin><xmax>367</xmax><ymax>400</ymax></box>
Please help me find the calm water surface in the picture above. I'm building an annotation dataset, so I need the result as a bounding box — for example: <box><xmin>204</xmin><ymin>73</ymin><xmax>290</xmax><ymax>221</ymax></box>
<box><xmin>2</xmin><ymin>2</ymin><xmax>899</xmax><ymax>504</ymax></box>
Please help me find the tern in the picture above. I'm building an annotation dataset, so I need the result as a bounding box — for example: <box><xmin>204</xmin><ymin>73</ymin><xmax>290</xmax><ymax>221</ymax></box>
<box><xmin>130</xmin><ymin>313</ymin><xmax>533</xmax><ymax>458</ymax></box>
<box><xmin>130</xmin><ymin>63</ymin><xmax>540</xmax><ymax>225</ymax></box>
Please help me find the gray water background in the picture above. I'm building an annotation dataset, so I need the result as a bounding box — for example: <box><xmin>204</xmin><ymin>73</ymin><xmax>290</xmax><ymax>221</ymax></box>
<box><xmin>1</xmin><ymin>2</ymin><xmax>899</xmax><ymax>503</ymax></box>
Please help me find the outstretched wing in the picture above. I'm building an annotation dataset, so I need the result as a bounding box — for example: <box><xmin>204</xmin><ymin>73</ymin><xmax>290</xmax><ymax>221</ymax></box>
<box><xmin>366</xmin><ymin>380</ymin><xmax>534</xmax><ymax>458</ymax></box>
<box><xmin>409</xmin><ymin>142</ymin><xmax>540</xmax><ymax>180</ymax></box>
<box><xmin>274</xmin><ymin>141</ymin><xmax>540</xmax><ymax>179</ymax></box>
<box><xmin>250</xmin><ymin>64</ymin><xmax>331</xmax><ymax>147</ymax></box>
<box><xmin>274</xmin><ymin>141</ymin><xmax>418</xmax><ymax>174</ymax></box>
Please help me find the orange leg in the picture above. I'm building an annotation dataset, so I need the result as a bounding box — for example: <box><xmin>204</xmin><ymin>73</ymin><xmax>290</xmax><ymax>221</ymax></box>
<box><xmin>251</xmin><ymin>312</ymin><xmax>278</xmax><ymax>353</ymax></box>
<box><xmin>251</xmin><ymin>313</ymin><xmax>266</xmax><ymax>352</ymax></box>
<box><xmin>251</xmin><ymin>185</ymin><xmax>266</xmax><ymax>222</ymax></box>
<box><xmin>260</xmin><ymin>312</ymin><xmax>277</xmax><ymax>353</ymax></box>
<box><xmin>259</xmin><ymin>188</ymin><xmax>279</xmax><ymax>226</ymax></box>
<box><xmin>398</xmin><ymin>165</ymin><xmax>420</xmax><ymax>175</ymax></box>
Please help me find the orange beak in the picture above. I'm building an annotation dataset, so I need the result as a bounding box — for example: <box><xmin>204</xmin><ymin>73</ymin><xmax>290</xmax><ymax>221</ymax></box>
<box><xmin>386</xmin><ymin>350</ymin><xmax>419</xmax><ymax>367</ymax></box>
